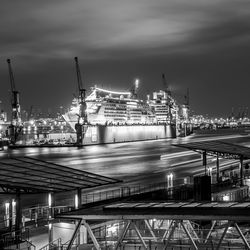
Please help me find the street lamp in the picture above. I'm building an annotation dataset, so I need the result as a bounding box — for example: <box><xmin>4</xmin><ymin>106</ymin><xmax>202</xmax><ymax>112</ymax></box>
<box><xmin>48</xmin><ymin>193</ymin><xmax>52</xmax><ymax>208</ymax></box>
<box><xmin>208</xmin><ymin>167</ymin><xmax>212</xmax><ymax>176</ymax></box>
<box><xmin>208</xmin><ymin>167</ymin><xmax>213</xmax><ymax>183</ymax></box>
<box><xmin>75</xmin><ymin>194</ymin><xmax>79</xmax><ymax>209</ymax></box>
<box><xmin>167</xmin><ymin>173</ymin><xmax>174</xmax><ymax>188</ymax></box>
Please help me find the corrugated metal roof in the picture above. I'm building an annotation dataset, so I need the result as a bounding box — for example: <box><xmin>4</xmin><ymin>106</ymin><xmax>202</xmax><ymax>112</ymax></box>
<box><xmin>0</xmin><ymin>156</ymin><xmax>121</xmax><ymax>193</ymax></box>
<box><xmin>173</xmin><ymin>140</ymin><xmax>250</xmax><ymax>159</ymax></box>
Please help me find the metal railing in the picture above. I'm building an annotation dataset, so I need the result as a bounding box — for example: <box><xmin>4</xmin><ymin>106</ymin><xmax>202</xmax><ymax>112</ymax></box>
<box><xmin>60</xmin><ymin>239</ymin><xmax>79</xmax><ymax>250</ymax></box>
<box><xmin>81</xmin><ymin>182</ymin><xmax>174</xmax><ymax>205</ymax></box>
<box><xmin>39</xmin><ymin>238</ymin><xmax>61</xmax><ymax>250</ymax></box>
<box><xmin>0</xmin><ymin>228</ymin><xmax>31</xmax><ymax>249</ymax></box>
<box><xmin>2</xmin><ymin>179</ymin><xmax>247</xmax><ymax>232</ymax></box>
<box><xmin>21</xmin><ymin>205</ymin><xmax>71</xmax><ymax>226</ymax></box>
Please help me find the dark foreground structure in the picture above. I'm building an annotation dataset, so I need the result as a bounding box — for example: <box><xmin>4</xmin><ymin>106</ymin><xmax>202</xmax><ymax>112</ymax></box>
<box><xmin>1</xmin><ymin>138</ymin><xmax>250</xmax><ymax>249</ymax></box>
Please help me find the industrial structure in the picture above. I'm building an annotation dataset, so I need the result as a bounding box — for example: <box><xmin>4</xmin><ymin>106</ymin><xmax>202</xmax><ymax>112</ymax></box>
<box><xmin>1</xmin><ymin>138</ymin><xmax>250</xmax><ymax>249</ymax></box>
<box><xmin>74</xmin><ymin>57</ymin><xmax>88</xmax><ymax>146</ymax></box>
<box><xmin>0</xmin><ymin>68</ymin><xmax>192</xmax><ymax>146</ymax></box>
<box><xmin>6</xmin><ymin>59</ymin><xmax>22</xmax><ymax>145</ymax></box>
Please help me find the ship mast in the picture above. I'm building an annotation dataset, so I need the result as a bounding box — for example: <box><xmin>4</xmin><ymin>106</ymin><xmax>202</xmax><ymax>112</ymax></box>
<box><xmin>74</xmin><ymin>57</ymin><xmax>88</xmax><ymax>146</ymax></box>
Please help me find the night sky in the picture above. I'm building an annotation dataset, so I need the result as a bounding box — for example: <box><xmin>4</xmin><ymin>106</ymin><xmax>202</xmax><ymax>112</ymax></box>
<box><xmin>0</xmin><ymin>0</ymin><xmax>250</xmax><ymax>117</ymax></box>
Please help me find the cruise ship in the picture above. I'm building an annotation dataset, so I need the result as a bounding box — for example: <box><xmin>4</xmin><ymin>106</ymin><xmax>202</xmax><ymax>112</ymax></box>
<box><xmin>12</xmin><ymin>85</ymin><xmax>191</xmax><ymax>145</ymax></box>
<box><xmin>63</xmin><ymin>85</ymin><xmax>182</xmax><ymax>130</ymax></box>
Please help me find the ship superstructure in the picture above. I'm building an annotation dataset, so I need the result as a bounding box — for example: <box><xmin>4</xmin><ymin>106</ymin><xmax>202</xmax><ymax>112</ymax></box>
<box><xmin>63</xmin><ymin>87</ymin><xmax>190</xmax><ymax>132</ymax></box>
<box><xmin>63</xmin><ymin>86</ymin><xmax>157</xmax><ymax>129</ymax></box>
<box><xmin>147</xmin><ymin>90</ymin><xmax>179</xmax><ymax>124</ymax></box>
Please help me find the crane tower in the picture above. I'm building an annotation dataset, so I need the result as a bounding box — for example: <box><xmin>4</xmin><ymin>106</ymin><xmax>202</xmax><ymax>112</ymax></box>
<box><xmin>74</xmin><ymin>57</ymin><xmax>88</xmax><ymax>145</ymax></box>
<box><xmin>7</xmin><ymin>59</ymin><xmax>22</xmax><ymax>144</ymax></box>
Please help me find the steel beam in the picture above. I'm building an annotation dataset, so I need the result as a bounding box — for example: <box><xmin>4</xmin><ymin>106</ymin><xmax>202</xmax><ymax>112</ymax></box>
<box><xmin>131</xmin><ymin>220</ymin><xmax>147</xmax><ymax>249</ymax></box>
<box><xmin>82</xmin><ymin>220</ymin><xmax>101</xmax><ymax>250</ymax></box>
<box><xmin>234</xmin><ymin>222</ymin><xmax>250</xmax><ymax>249</ymax></box>
<box><xmin>165</xmin><ymin>220</ymin><xmax>178</xmax><ymax>247</ymax></box>
<box><xmin>115</xmin><ymin>220</ymin><xmax>131</xmax><ymax>250</ymax></box>
<box><xmin>144</xmin><ymin>220</ymin><xmax>157</xmax><ymax>241</ymax></box>
<box><xmin>186</xmin><ymin>220</ymin><xmax>200</xmax><ymax>243</ymax></box>
<box><xmin>58</xmin><ymin>213</ymin><xmax>250</xmax><ymax>221</ymax></box>
<box><xmin>216</xmin><ymin>222</ymin><xmax>230</xmax><ymax>250</ymax></box>
<box><xmin>66</xmin><ymin>219</ymin><xmax>82</xmax><ymax>250</ymax></box>
<box><xmin>162</xmin><ymin>220</ymin><xmax>173</xmax><ymax>241</ymax></box>
<box><xmin>180</xmin><ymin>221</ymin><xmax>198</xmax><ymax>250</ymax></box>
<box><xmin>158</xmin><ymin>219</ymin><xmax>164</xmax><ymax>228</ymax></box>
<box><xmin>204</xmin><ymin>220</ymin><xmax>216</xmax><ymax>243</ymax></box>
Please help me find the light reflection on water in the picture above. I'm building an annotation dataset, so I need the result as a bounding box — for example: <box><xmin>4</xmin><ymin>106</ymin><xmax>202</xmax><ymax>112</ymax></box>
<box><xmin>1</xmin><ymin>134</ymin><xmax>250</xmax><ymax>182</ymax></box>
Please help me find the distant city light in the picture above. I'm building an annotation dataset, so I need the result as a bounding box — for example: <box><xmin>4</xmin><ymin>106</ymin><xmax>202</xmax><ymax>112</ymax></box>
<box><xmin>135</xmin><ymin>79</ymin><xmax>139</xmax><ymax>88</ymax></box>
<box><xmin>223</xmin><ymin>194</ymin><xmax>230</xmax><ymax>201</ymax></box>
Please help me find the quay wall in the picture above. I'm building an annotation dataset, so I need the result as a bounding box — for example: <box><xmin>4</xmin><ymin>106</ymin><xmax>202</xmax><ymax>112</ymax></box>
<box><xmin>83</xmin><ymin>124</ymin><xmax>176</xmax><ymax>144</ymax></box>
<box><xmin>21</xmin><ymin>124</ymin><xmax>176</xmax><ymax>145</ymax></box>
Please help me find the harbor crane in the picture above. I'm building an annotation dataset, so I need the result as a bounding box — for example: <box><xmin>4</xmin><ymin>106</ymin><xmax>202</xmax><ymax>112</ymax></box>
<box><xmin>27</xmin><ymin>105</ymin><xmax>33</xmax><ymax>121</ymax></box>
<box><xmin>162</xmin><ymin>73</ymin><xmax>171</xmax><ymax>96</ymax></box>
<box><xmin>184</xmin><ymin>88</ymin><xmax>189</xmax><ymax>107</ymax></box>
<box><xmin>7</xmin><ymin>59</ymin><xmax>22</xmax><ymax>144</ymax></box>
<box><xmin>74</xmin><ymin>57</ymin><xmax>88</xmax><ymax>145</ymax></box>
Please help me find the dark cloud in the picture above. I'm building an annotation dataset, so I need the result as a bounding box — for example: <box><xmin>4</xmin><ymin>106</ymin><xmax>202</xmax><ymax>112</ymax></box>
<box><xmin>0</xmin><ymin>0</ymin><xmax>250</xmax><ymax>117</ymax></box>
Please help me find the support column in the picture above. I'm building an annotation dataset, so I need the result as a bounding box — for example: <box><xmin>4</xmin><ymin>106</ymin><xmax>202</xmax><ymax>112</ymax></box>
<box><xmin>203</xmin><ymin>151</ymin><xmax>207</xmax><ymax>175</ymax></box>
<box><xmin>15</xmin><ymin>190</ymin><xmax>21</xmax><ymax>233</ymax></box>
<box><xmin>10</xmin><ymin>199</ymin><xmax>13</xmax><ymax>231</ymax></box>
<box><xmin>216</xmin><ymin>154</ymin><xmax>220</xmax><ymax>183</ymax></box>
<box><xmin>180</xmin><ymin>221</ymin><xmax>198</xmax><ymax>250</ymax></box>
<box><xmin>5</xmin><ymin>200</ymin><xmax>12</xmax><ymax>231</ymax></box>
<box><xmin>48</xmin><ymin>192</ymin><xmax>53</xmax><ymax>244</ymax></box>
<box><xmin>48</xmin><ymin>223</ymin><xmax>53</xmax><ymax>247</ymax></box>
<box><xmin>240</xmin><ymin>156</ymin><xmax>244</xmax><ymax>186</ymax></box>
